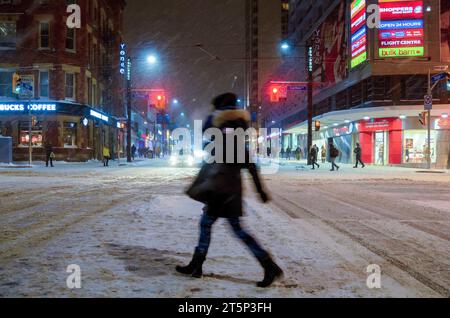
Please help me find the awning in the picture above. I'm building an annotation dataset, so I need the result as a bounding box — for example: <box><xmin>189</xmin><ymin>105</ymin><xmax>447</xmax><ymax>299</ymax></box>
<box><xmin>285</xmin><ymin>104</ymin><xmax>450</xmax><ymax>134</ymax></box>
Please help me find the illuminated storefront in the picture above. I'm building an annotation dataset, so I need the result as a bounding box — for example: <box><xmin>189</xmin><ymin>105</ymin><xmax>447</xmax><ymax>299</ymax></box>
<box><xmin>0</xmin><ymin>102</ymin><xmax>120</xmax><ymax>162</ymax></box>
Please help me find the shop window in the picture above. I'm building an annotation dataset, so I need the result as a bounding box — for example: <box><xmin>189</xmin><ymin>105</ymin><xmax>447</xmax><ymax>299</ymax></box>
<box><xmin>19</xmin><ymin>121</ymin><xmax>43</xmax><ymax>148</ymax></box>
<box><xmin>63</xmin><ymin>122</ymin><xmax>78</xmax><ymax>147</ymax></box>
<box><xmin>404</xmin><ymin>130</ymin><xmax>437</xmax><ymax>164</ymax></box>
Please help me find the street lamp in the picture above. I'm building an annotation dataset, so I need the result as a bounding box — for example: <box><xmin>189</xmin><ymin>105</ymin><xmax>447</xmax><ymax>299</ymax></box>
<box><xmin>280</xmin><ymin>42</ymin><xmax>290</xmax><ymax>51</ymax></box>
<box><xmin>126</xmin><ymin>53</ymin><xmax>159</xmax><ymax>163</ymax></box>
<box><xmin>147</xmin><ymin>55</ymin><xmax>157</xmax><ymax>65</ymax></box>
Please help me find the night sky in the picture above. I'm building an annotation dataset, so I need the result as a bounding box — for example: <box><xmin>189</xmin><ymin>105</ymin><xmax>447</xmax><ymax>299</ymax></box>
<box><xmin>124</xmin><ymin>0</ymin><xmax>246</xmax><ymax>121</ymax></box>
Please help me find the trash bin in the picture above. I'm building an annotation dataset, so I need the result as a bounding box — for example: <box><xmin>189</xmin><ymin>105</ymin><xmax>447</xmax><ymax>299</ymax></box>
<box><xmin>0</xmin><ymin>136</ymin><xmax>13</xmax><ymax>164</ymax></box>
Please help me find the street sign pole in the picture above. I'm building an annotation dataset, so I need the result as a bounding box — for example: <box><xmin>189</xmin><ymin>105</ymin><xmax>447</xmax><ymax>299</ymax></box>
<box><xmin>307</xmin><ymin>45</ymin><xmax>313</xmax><ymax>166</ymax></box>
<box><xmin>126</xmin><ymin>57</ymin><xmax>132</xmax><ymax>163</ymax></box>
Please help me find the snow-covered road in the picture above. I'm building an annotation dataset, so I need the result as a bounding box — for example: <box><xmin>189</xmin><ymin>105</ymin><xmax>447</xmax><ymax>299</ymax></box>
<box><xmin>0</xmin><ymin>160</ymin><xmax>449</xmax><ymax>297</ymax></box>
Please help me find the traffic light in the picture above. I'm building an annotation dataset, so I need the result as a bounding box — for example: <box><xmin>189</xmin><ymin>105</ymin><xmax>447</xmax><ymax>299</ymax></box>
<box><xmin>13</xmin><ymin>73</ymin><xmax>22</xmax><ymax>94</ymax></box>
<box><xmin>270</xmin><ymin>86</ymin><xmax>280</xmax><ymax>103</ymax></box>
<box><xmin>315</xmin><ymin>120</ymin><xmax>321</xmax><ymax>131</ymax></box>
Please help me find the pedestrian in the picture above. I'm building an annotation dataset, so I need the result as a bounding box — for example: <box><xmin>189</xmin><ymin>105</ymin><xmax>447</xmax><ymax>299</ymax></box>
<box><xmin>131</xmin><ymin>144</ymin><xmax>137</xmax><ymax>161</ymax></box>
<box><xmin>280</xmin><ymin>148</ymin><xmax>285</xmax><ymax>160</ymax></box>
<box><xmin>103</xmin><ymin>146</ymin><xmax>110</xmax><ymax>167</ymax></box>
<box><xmin>321</xmin><ymin>145</ymin><xmax>327</xmax><ymax>163</ymax></box>
<box><xmin>329</xmin><ymin>143</ymin><xmax>340</xmax><ymax>171</ymax></box>
<box><xmin>377</xmin><ymin>144</ymin><xmax>384</xmax><ymax>165</ymax></box>
<box><xmin>178</xmin><ymin>92</ymin><xmax>283</xmax><ymax>288</ymax></box>
<box><xmin>310</xmin><ymin>144</ymin><xmax>320</xmax><ymax>170</ymax></box>
<box><xmin>286</xmin><ymin>147</ymin><xmax>291</xmax><ymax>160</ymax></box>
<box><xmin>353</xmin><ymin>143</ymin><xmax>365</xmax><ymax>168</ymax></box>
<box><xmin>295</xmin><ymin>146</ymin><xmax>302</xmax><ymax>161</ymax></box>
<box><xmin>45</xmin><ymin>142</ymin><xmax>55</xmax><ymax>167</ymax></box>
<box><xmin>405</xmin><ymin>148</ymin><xmax>410</xmax><ymax>163</ymax></box>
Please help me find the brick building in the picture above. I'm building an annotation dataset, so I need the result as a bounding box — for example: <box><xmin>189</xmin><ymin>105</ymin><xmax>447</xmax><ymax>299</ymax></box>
<box><xmin>0</xmin><ymin>0</ymin><xmax>126</xmax><ymax>162</ymax></box>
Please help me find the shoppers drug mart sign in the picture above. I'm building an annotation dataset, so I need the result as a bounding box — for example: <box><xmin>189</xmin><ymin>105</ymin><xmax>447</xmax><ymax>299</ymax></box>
<box><xmin>378</xmin><ymin>0</ymin><xmax>424</xmax><ymax>58</ymax></box>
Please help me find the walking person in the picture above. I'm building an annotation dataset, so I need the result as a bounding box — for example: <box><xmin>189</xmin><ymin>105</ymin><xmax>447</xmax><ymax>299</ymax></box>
<box><xmin>329</xmin><ymin>143</ymin><xmax>340</xmax><ymax>171</ymax></box>
<box><xmin>131</xmin><ymin>144</ymin><xmax>137</xmax><ymax>161</ymax></box>
<box><xmin>286</xmin><ymin>147</ymin><xmax>291</xmax><ymax>160</ymax></box>
<box><xmin>280</xmin><ymin>148</ymin><xmax>285</xmax><ymax>160</ymax></box>
<box><xmin>103</xmin><ymin>146</ymin><xmax>110</xmax><ymax>167</ymax></box>
<box><xmin>310</xmin><ymin>144</ymin><xmax>320</xmax><ymax>170</ymax></box>
<box><xmin>353</xmin><ymin>143</ymin><xmax>365</xmax><ymax>168</ymax></box>
<box><xmin>295</xmin><ymin>146</ymin><xmax>302</xmax><ymax>161</ymax></box>
<box><xmin>45</xmin><ymin>142</ymin><xmax>55</xmax><ymax>168</ymax></box>
<box><xmin>178</xmin><ymin>93</ymin><xmax>283</xmax><ymax>288</ymax></box>
<box><xmin>321</xmin><ymin>145</ymin><xmax>327</xmax><ymax>163</ymax></box>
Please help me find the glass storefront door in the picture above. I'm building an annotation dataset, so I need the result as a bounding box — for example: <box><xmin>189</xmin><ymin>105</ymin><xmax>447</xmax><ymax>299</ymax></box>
<box><xmin>374</xmin><ymin>132</ymin><xmax>388</xmax><ymax>165</ymax></box>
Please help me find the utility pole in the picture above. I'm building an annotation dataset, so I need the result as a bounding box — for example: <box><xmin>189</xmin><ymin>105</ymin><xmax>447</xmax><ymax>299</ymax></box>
<box><xmin>126</xmin><ymin>57</ymin><xmax>132</xmax><ymax>163</ymax></box>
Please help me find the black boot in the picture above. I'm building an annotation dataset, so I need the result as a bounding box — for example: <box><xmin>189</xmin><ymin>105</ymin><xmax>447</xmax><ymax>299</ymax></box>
<box><xmin>176</xmin><ymin>249</ymin><xmax>206</xmax><ymax>278</ymax></box>
<box><xmin>257</xmin><ymin>257</ymin><xmax>283</xmax><ymax>288</ymax></box>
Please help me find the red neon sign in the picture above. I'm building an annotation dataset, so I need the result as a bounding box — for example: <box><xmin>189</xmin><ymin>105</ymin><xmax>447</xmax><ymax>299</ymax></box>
<box><xmin>379</xmin><ymin>1</ymin><xmax>424</xmax><ymax>21</ymax></box>
<box><xmin>352</xmin><ymin>34</ymin><xmax>367</xmax><ymax>56</ymax></box>
<box><xmin>351</xmin><ymin>9</ymin><xmax>366</xmax><ymax>34</ymax></box>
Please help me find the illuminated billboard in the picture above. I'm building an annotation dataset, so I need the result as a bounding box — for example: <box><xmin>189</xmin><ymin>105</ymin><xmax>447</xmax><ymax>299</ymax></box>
<box><xmin>379</xmin><ymin>1</ymin><xmax>424</xmax><ymax>20</ymax></box>
<box><xmin>378</xmin><ymin>0</ymin><xmax>424</xmax><ymax>58</ymax></box>
<box><xmin>350</xmin><ymin>0</ymin><xmax>367</xmax><ymax>68</ymax></box>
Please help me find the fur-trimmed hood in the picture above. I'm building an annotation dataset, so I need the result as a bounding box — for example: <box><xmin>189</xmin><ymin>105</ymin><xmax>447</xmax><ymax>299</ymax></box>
<box><xmin>212</xmin><ymin>109</ymin><xmax>251</xmax><ymax>128</ymax></box>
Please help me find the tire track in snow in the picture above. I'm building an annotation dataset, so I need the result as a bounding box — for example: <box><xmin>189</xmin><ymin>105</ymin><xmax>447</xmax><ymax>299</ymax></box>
<box><xmin>270</xmin><ymin>192</ymin><xmax>450</xmax><ymax>298</ymax></box>
<box><xmin>0</xmin><ymin>192</ymin><xmax>135</xmax><ymax>264</ymax></box>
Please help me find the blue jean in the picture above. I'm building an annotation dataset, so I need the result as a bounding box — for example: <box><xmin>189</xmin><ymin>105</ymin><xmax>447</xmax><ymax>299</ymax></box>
<box><xmin>196</xmin><ymin>213</ymin><xmax>269</xmax><ymax>261</ymax></box>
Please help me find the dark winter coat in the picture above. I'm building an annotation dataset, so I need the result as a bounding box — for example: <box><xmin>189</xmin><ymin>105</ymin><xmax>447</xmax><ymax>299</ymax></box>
<box><xmin>188</xmin><ymin>109</ymin><xmax>265</xmax><ymax>218</ymax></box>
<box><xmin>45</xmin><ymin>144</ymin><xmax>53</xmax><ymax>156</ymax></box>
<box><xmin>310</xmin><ymin>147</ymin><xmax>318</xmax><ymax>160</ymax></box>
<box><xmin>354</xmin><ymin>146</ymin><xmax>362</xmax><ymax>159</ymax></box>
<box><xmin>329</xmin><ymin>145</ymin><xmax>339</xmax><ymax>159</ymax></box>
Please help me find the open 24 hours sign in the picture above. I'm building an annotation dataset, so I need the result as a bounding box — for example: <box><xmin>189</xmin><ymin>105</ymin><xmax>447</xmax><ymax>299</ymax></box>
<box><xmin>378</xmin><ymin>0</ymin><xmax>425</xmax><ymax>58</ymax></box>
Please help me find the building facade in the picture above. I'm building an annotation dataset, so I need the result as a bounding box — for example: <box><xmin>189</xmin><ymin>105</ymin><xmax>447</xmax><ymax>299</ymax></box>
<box><xmin>262</xmin><ymin>0</ymin><xmax>450</xmax><ymax>169</ymax></box>
<box><xmin>245</xmin><ymin>0</ymin><xmax>289</xmax><ymax>126</ymax></box>
<box><xmin>0</xmin><ymin>0</ymin><xmax>126</xmax><ymax>162</ymax></box>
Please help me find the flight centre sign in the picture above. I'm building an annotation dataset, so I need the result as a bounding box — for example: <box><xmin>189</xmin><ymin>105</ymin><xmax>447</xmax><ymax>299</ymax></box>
<box><xmin>378</xmin><ymin>0</ymin><xmax>424</xmax><ymax>58</ymax></box>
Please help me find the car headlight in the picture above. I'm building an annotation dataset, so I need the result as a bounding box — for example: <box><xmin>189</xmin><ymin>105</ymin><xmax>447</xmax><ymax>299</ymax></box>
<box><xmin>194</xmin><ymin>150</ymin><xmax>206</xmax><ymax>159</ymax></box>
<box><xmin>170</xmin><ymin>156</ymin><xmax>178</xmax><ymax>165</ymax></box>
<box><xmin>186</xmin><ymin>156</ymin><xmax>195</xmax><ymax>166</ymax></box>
